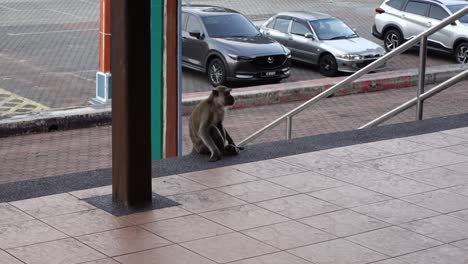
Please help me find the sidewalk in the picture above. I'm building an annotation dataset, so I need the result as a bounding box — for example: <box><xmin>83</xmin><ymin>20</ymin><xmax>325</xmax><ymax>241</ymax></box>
<box><xmin>1</xmin><ymin>80</ymin><xmax>467</xmax><ymax>184</ymax></box>
<box><xmin>1</xmin><ymin>126</ymin><xmax>468</xmax><ymax>264</ymax></box>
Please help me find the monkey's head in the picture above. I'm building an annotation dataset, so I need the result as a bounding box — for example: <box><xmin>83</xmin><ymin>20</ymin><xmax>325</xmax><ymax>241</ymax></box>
<box><xmin>211</xmin><ymin>86</ymin><xmax>235</xmax><ymax>107</ymax></box>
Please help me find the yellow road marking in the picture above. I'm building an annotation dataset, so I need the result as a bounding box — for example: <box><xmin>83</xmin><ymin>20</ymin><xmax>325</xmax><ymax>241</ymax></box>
<box><xmin>0</xmin><ymin>88</ymin><xmax>49</xmax><ymax>116</ymax></box>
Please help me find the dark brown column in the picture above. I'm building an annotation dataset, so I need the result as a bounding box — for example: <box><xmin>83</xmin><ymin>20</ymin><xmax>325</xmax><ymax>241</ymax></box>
<box><xmin>111</xmin><ymin>0</ymin><xmax>152</xmax><ymax>205</ymax></box>
<box><xmin>164</xmin><ymin>0</ymin><xmax>179</xmax><ymax>158</ymax></box>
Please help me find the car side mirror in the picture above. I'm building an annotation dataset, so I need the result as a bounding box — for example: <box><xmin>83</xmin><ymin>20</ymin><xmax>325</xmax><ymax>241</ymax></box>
<box><xmin>304</xmin><ymin>33</ymin><xmax>314</xmax><ymax>39</ymax></box>
<box><xmin>189</xmin><ymin>30</ymin><xmax>202</xmax><ymax>39</ymax></box>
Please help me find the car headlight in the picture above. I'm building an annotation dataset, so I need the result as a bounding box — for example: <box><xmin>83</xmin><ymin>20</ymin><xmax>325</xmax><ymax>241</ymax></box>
<box><xmin>338</xmin><ymin>54</ymin><xmax>362</xmax><ymax>60</ymax></box>
<box><xmin>228</xmin><ymin>54</ymin><xmax>253</xmax><ymax>61</ymax></box>
<box><xmin>286</xmin><ymin>53</ymin><xmax>292</xmax><ymax>59</ymax></box>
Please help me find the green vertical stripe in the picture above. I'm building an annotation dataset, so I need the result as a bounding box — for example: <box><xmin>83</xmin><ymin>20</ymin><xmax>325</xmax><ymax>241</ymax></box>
<box><xmin>151</xmin><ymin>0</ymin><xmax>164</xmax><ymax>160</ymax></box>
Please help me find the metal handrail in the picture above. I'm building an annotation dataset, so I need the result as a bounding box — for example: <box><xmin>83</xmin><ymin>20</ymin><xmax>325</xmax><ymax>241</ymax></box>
<box><xmin>238</xmin><ymin>6</ymin><xmax>468</xmax><ymax>147</ymax></box>
<box><xmin>359</xmin><ymin>68</ymin><xmax>468</xmax><ymax>129</ymax></box>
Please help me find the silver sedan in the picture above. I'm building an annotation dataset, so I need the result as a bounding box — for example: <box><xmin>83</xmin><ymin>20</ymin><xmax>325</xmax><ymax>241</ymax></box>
<box><xmin>260</xmin><ymin>11</ymin><xmax>386</xmax><ymax>76</ymax></box>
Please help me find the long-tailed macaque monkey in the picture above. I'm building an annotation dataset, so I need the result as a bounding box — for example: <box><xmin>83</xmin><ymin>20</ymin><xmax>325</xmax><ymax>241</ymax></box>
<box><xmin>189</xmin><ymin>86</ymin><xmax>243</xmax><ymax>162</ymax></box>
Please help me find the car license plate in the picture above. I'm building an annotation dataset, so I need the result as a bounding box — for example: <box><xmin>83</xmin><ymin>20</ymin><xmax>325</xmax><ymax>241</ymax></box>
<box><xmin>264</xmin><ymin>71</ymin><xmax>276</xmax><ymax>77</ymax></box>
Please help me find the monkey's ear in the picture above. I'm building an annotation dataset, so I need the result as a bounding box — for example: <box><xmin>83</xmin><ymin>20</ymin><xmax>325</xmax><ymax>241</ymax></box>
<box><xmin>212</xmin><ymin>89</ymin><xmax>219</xmax><ymax>96</ymax></box>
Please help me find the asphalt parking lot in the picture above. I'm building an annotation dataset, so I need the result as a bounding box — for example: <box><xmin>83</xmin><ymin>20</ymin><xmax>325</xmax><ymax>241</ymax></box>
<box><xmin>0</xmin><ymin>0</ymin><xmax>458</xmax><ymax>115</ymax></box>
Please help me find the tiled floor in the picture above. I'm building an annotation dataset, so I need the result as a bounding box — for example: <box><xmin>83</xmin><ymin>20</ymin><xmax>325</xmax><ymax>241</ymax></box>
<box><xmin>2</xmin><ymin>127</ymin><xmax>468</xmax><ymax>263</ymax></box>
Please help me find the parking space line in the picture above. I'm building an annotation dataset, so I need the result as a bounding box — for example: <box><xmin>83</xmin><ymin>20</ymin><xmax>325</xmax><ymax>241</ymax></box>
<box><xmin>7</xmin><ymin>28</ymin><xmax>98</xmax><ymax>36</ymax></box>
<box><xmin>0</xmin><ymin>88</ymin><xmax>49</xmax><ymax>116</ymax></box>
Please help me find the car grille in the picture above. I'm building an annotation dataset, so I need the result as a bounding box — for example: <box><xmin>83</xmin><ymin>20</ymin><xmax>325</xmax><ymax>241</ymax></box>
<box><xmin>357</xmin><ymin>59</ymin><xmax>377</xmax><ymax>68</ymax></box>
<box><xmin>363</xmin><ymin>54</ymin><xmax>382</xmax><ymax>59</ymax></box>
<box><xmin>253</xmin><ymin>55</ymin><xmax>287</xmax><ymax>69</ymax></box>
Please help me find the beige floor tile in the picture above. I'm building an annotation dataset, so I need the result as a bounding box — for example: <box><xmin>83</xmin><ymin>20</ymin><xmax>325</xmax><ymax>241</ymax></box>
<box><xmin>232</xmin><ymin>159</ymin><xmax>308</xmax><ymax>179</ymax></box>
<box><xmin>404</xmin><ymin>132</ymin><xmax>468</xmax><ymax>148</ymax></box>
<box><xmin>0</xmin><ymin>220</ymin><xmax>67</xmax><ymax>249</ymax></box>
<box><xmin>364</xmin><ymin>138</ymin><xmax>433</xmax><ymax>155</ymax></box>
<box><xmin>69</xmin><ymin>186</ymin><xmax>112</xmax><ymax>199</ymax></box>
<box><xmin>42</xmin><ymin>209</ymin><xmax>132</xmax><ymax>236</ymax></box>
<box><xmin>400</xmin><ymin>215</ymin><xmax>468</xmax><ymax>243</ymax></box>
<box><xmin>397</xmin><ymin>245</ymin><xmax>468</xmax><ymax>264</ymax></box>
<box><xmin>372</xmin><ymin>259</ymin><xmax>408</xmax><ymax>264</ymax></box>
<box><xmin>444</xmin><ymin>143</ymin><xmax>468</xmax><ymax>156</ymax></box>
<box><xmin>450</xmin><ymin>209</ymin><xmax>468</xmax><ymax>222</ymax></box>
<box><xmin>402</xmin><ymin>190</ymin><xmax>468</xmax><ymax>213</ymax></box>
<box><xmin>322</xmin><ymin>144</ymin><xmax>394</xmax><ymax>162</ymax></box>
<box><xmin>181</xmin><ymin>232</ymin><xmax>277</xmax><ymax>263</ymax></box>
<box><xmin>288</xmin><ymin>238</ymin><xmax>386</xmax><ymax>264</ymax></box>
<box><xmin>353</xmin><ymin>175</ymin><xmax>437</xmax><ymax>198</ymax></box>
<box><xmin>217</xmin><ymin>180</ymin><xmax>297</xmax><ymax>203</ymax></box>
<box><xmin>0</xmin><ymin>250</ymin><xmax>23</xmax><ymax>264</ymax></box>
<box><xmin>77</xmin><ymin>226</ymin><xmax>171</xmax><ymax>257</ymax></box>
<box><xmin>118</xmin><ymin>206</ymin><xmax>191</xmax><ymax>225</ymax></box>
<box><xmin>352</xmin><ymin>199</ymin><xmax>439</xmax><ymax>225</ymax></box>
<box><xmin>317</xmin><ymin>163</ymin><xmax>393</xmax><ymax>184</ymax></box>
<box><xmin>242</xmin><ymin>220</ymin><xmax>335</xmax><ymax>250</ymax></box>
<box><xmin>256</xmin><ymin>194</ymin><xmax>341</xmax><ymax>219</ymax></box>
<box><xmin>300</xmin><ymin>209</ymin><xmax>389</xmax><ymax>237</ymax></box>
<box><xmin>169</xmin><ymin>189</ymin><xmax>246</xmax><ymax>213</ymax></box>
<box><xmin>7</xmin><ymin>238</ymin><xmax>105</xmax><ymax>264</ymax></box>
<box><xmin>0</xmin><ymin>204</ymin><xmax>33</xmax><ymax>225</ymax></box>
<box><xmin>309</xmin><ymin>185</ymin><xmax>392</xmax><ymax>208</ymax></box>
<box><xmin>278</xmin><ymin>152</ymin><xmax>350</xmax><ymax>171</ymax></box>
<box><xmin>180</xmin><ymin>167</ymin><xmax>257</xmax><ymax>188</ymax></box>
<box><xmin>348</xmin><ymin>226</ymin><xmax>442</xmax><ymax>257</ymax></box>
<box><xmin>142</xmin><ymin>214</ymin><xmax>232</xmax><ymax>243</ymax></box>
<box><xmin>229</xmin><ymin>252</ymin><xmax>312</xmax><ymax>264</ymax></box>
<box><xmin>446</xmin><ymin>162</ymin><xmax>468</xmax><ymax>175</ymax></box>
<box><xmin>115</xmin><ymin>244</ymin><xmax>216</xmax><ymax>264</ymax></box>
<box><xmin>201</xmin><ymin>204</ymin><xmax>288</xmax><ymax>231</ymax></box>
<box><xmin>10</xmin><ymin>193</ymin><xmax>95</xmax><ymax>218</ymax></box>
<box><xmin>402</xmin><ymin>167</ymin><xmax>468</xmax><ymax>188</ymax></box>
<box><xmin>360</xmin><ymin>155</ymin><xmax>435</xmax><ymax>175</ymax></box>
<box><xmin>451</xmin><ymin>238</ymin><xmax>468</xmax><ymax>251</ymax></box>
<box><xmin>400</xmin><ymin>149</ymin><xmax>468</xmax><ymax>167</ymax></box>
<box><xmin>447</xmin><ymin>184</ymin><xmax>468</xmax><ymax>196</ymax></box>
<box><xmin>151</xmin><ymin>175</ymin><xmax>208</xmax><ymax>196</ymax></box>
<box><xmin>268</xmin><ymin>172</ymin><xmax>347</xmax><ymax>193</ymax></box>
<box><xmin>81</xmin><ymin>259</ymin><xmax>120</xmax><ymax>264</ymax></box>
<box><xmin>441</xmin><ymin>127</ymin><xmax>468</xmax><ymax>139</ymax></box>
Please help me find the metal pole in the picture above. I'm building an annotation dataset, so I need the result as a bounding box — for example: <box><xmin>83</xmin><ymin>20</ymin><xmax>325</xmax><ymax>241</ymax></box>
<box><xmin>359</xmin><ymin>68</ymin><xmax>468</xmax><ymax>129</ymax></box>
<box><xmin>112</xmin><ymin>0</ymin><xmax>152</xmax><ymax>206</ymax></box>
<box><xmin>286</xmin><ymin>116</ymin><xmax>292</xmax><ymax>140</ymax></box>
<box><xmin>416</xmin><ymin>36</ymin><xmax>427</xmax><ymax>120</ymax></box>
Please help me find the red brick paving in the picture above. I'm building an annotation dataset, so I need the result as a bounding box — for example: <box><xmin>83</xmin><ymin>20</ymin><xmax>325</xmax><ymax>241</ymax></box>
<box><xmin>1</xmin><ymin>81</ymin><xmax>467</xmax><ymax>184</ymax></box>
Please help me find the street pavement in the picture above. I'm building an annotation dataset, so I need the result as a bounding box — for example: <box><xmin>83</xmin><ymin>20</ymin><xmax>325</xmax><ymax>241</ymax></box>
<box><xmin>1</xmin><ymin>80</ymin><xmax>467</xmax><ymax>184</ymax></box>
<box><xmin>0</xmin><ymin>0</ymin><xmax>458</xmax><ymax>116</ymax></box>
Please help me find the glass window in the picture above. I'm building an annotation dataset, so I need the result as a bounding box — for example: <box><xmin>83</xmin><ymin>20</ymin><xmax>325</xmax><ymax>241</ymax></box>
<box><xmin>181</xmin><ymin>13</ymin><xmax>188</xmax><ymax>30</ymax></box>
<box><xmin>405</xmin><ymin>1</ymin><xmax>429</xmax><ymax>16</ymax></box>
<box><xmin>387</xmin><ymin>0</ymin><xmax>403</xmax><ymax>9</ymax></box>
<box><xmin>273</xmin><ymin>18</ymin><xmax>291</xmax><ymax>33</ymax></box>
<box><xmin>429</xmin><ymin>4</ymin><xmax>449</xmax><ymax>20</ymax></box>
<box><xmin>201</xmin><ymin>14</ymin><xmax>259</xmax><ymax>38</ymax></box>
<box><xmin>291</xmin><ymin>20</ymin><xmax>311</xmax><ymax>36</ymax></box>
<box><xmin>187</xmin><ymin>15</ymin><xmax>202</xmax><ymax>33</ymax></box>
<box><xmin>265</xmin><ymin>19</ymin><xmax>275</xmax><ymax>28</ymax></box>
<box><xmin>447</xmin><ymin>4</ymin><xmax>468</xmax><ymax>23</ymax></box>
<box><xmin>309</xmin><ymin>18</ymin><xmax>357</xmax><ymax>40</ymax></box>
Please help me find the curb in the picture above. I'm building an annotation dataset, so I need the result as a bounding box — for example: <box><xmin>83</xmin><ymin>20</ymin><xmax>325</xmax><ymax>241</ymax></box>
<box><xmin>1</xmin><ymin>64</ymin><xmax>466</xmax><ymax>137</ymax></box>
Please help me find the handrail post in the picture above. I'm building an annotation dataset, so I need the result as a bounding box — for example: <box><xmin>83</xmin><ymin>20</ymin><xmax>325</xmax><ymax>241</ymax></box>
<box><xmin>417</xmin><ymin>36</ymin><xmax>428</xmax><ymax>120</ymax></box>
<box><xmin>286</xmin><ymin>116</ymin><xmax>292</xmax><ymax>140</ymax></box>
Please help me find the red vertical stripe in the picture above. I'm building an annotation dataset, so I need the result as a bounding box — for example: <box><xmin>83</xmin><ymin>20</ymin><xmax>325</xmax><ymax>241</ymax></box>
<box><xmin>99</xmin><ymin>0</ymin><xmax>111</xmax><ymax>72</ymax></box>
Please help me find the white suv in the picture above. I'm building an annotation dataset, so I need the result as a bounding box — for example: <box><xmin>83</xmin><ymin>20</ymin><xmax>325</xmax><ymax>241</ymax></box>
<box><xmin>372</xmin><ymin>0</ymin><xmax>468</xmax><ymax>63</ymax></box>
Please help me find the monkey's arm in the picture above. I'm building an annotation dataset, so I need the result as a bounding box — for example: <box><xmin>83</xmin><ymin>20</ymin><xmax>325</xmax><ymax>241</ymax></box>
<box><xmin>219</xmin><ymin>124</ymin><xmax>244</xmax><ymax>152</ymax></box>
<box><xmin>199</xmin><ymin>121</ymin><xmax>222</xmax><ymax>162</ymax></box>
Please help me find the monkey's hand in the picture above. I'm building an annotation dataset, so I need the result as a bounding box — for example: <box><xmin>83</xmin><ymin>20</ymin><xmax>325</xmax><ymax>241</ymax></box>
<box><xmin>209</xmin><ymin>149</ymin><xmax>222</xmax><ymax>162</ymax></box>
<box><xmin>224</xmin><ymin>144</ymin><xmax>244</xmax><ymax>155</ymax></box>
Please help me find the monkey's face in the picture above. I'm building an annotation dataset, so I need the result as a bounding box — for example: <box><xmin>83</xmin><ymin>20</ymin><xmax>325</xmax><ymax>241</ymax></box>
<box><xmin>224</xmin><ymin>90</ymin><xmax>235</xmax><ymax>106</ymax></box>
<box><xmin>212</xmin><ymin>86</ymin><xmax>235</xmax><ymax>107</ymax></box>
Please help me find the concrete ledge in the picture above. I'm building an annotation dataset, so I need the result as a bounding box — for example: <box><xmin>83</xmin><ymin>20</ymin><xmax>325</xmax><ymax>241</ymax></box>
<box><xmin>1</xmin><ymin>64</ymin><xmax>466</xmax><ymax>137</ymax></box>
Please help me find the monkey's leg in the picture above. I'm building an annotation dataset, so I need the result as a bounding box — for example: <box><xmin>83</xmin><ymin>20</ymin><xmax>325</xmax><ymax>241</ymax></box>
<box><xmin>210</xmin><ymin>126</ymin><xmax>226</xmax><ymax>154</ymax></box>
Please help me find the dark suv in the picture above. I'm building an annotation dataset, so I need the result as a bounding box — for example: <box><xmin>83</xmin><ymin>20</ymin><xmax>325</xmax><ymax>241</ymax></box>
<box><xmin>182</xmin><ymin>6</ymin><xmax>292</xmax><ymax>86</ymax></box>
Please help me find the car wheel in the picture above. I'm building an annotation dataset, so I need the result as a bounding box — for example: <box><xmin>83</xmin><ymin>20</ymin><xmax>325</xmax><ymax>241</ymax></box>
<box><xmin>455</xmin><ymin>42</ymin><xmax>468</xmax><ymax>64</ymax></box>
<box><xmin>208</xmin><ymin>58</ymin><xmax>226</xmax><ymax>86</ymax></box>
<box><xmin>319</xmin><ymin>54</ymin><xmax>338</xmax><ymax>77</ymax></box>
<box><xmin>383</xmin><ymin>29</ymin><xmax>402</xmax><ymax>52</ymax></box>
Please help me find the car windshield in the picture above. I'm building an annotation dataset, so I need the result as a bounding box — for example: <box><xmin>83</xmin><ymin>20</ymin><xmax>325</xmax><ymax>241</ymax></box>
<box><xmin>202</xmin><ymin>14</ymin><xmax>260</xmax><ymax>38</ymax></box>
<box><xmin>309</xmin><ymin>18</ymin><xmax>357</xmax><ymax>40</ymax></box>
<box><xmin>447</xmin><ymin>4</ymin><xmax>468</xmax><ymax>23</ymax></box>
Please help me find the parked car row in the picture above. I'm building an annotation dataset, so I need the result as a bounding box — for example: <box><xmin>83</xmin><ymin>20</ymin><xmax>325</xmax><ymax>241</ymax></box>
<box><xmin>182</xmin><ymin>1</ymin><xmax>467</xmax><ymax>86</ymax></box>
